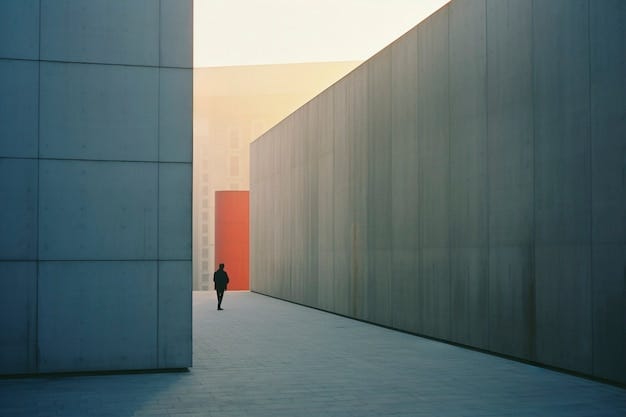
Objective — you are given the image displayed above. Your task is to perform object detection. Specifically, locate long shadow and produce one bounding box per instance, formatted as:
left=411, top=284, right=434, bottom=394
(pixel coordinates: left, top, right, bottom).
left=0, top=369, right=189, bottom=417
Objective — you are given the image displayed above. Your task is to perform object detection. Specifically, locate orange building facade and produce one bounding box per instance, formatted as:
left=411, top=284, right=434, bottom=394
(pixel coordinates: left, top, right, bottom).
left=214, top=191, right=250, bottom=290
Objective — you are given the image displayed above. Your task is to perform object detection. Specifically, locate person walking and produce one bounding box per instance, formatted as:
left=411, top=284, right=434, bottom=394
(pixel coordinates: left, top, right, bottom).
left=213, top=263, right=229, bottom=310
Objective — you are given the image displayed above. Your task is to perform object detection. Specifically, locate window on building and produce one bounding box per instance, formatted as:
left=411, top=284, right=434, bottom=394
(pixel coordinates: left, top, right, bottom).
left=230, top=128, right=239, bottom=149
left=230, top=156, right=239, bottom=177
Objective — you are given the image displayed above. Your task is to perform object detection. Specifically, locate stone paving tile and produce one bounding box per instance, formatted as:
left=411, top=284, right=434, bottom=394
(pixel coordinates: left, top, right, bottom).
left=1, top=291, right=625, bottom=417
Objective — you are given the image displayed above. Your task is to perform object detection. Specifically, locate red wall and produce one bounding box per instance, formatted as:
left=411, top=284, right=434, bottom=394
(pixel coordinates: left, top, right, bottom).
left=214, top=191, right=249, bottom=290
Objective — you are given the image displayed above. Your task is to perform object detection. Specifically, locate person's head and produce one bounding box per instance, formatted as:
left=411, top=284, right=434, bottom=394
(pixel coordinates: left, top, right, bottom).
left=219, top=263, right=225, bottom=269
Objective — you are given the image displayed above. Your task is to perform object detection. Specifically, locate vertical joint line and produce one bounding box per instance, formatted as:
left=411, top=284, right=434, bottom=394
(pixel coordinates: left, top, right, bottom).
left=388, top=57, right=392, bottom=326
left=484, top=0, right=490, bottom=347
left=331, top=91, right=336, bottom=313
left=156, top=0, right=162, bottom=366
left=447, top=6, right=452, bottom=338
left=587, top=0, right=593, bottom=372
left=35, top=0, right=43, bottom=372
left=530, top=0, right=537, bottom=359
left=190, top=0, right=195, bottom=335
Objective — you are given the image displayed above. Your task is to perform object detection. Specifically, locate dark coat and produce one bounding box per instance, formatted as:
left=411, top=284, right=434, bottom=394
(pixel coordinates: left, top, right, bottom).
left=213, top=269, right=229, bottom=291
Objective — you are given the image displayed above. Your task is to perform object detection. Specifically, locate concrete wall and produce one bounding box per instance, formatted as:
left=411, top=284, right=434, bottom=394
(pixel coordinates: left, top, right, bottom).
left=0, top=0, right=193, bottom=374
left=250, top=0, right=625, bottom=384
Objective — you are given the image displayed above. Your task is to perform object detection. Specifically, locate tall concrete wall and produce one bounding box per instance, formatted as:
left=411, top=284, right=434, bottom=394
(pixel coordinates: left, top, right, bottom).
left=250, top=0, right=625, bottom=384
left=0, top=0, right=193, bottom=374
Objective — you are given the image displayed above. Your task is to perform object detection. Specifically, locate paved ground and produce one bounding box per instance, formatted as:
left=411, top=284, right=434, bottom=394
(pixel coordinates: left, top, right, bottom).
left=1, top=291, right=624, bottom=417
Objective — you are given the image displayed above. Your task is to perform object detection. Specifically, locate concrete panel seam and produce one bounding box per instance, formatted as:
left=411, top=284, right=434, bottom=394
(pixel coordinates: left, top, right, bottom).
left=158, top=0, right=162, bottom=68
left=191, top=0, right=195, bottom=70
left=0, top=57, right=38, bottom=64
left=36, top=0, right=41, bottom=373
left=0, top=156, right=39, bottom=162
left=157, top=0, right=161, bottom=366
left=483, top=0, right=490, bottom=350
left=32, top=58, right=190, bottom=70
left=34, top=258, right=191, bottom=262
left=447, top=5, right=452, bottom=339
left=530, top=0, right=537, bottom=362
left=35, top=157, right=190, bottom=164
left=586, top=0, right=594, bottom=376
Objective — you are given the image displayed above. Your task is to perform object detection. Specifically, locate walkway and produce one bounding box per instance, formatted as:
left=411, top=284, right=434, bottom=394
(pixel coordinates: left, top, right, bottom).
left=1, top=291, right=624, bottom=417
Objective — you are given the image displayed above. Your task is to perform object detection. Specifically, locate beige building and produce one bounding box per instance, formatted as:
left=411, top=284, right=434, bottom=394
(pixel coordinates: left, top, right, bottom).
left=193, top=61, right=360, bottom=290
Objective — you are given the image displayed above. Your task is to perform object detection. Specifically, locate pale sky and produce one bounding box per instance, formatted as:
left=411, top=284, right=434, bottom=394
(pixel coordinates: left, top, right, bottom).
left=194, top=0, right=450, bottom=67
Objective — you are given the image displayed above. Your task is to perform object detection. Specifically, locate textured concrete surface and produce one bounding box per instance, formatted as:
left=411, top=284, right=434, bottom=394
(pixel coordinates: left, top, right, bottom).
left=39, top=62, right=159, bottom=161
left=159, top=164, right=193, bottom=260
left=0, top=263, right=37, bottom=374
left=38, top=160, right=159, bottom=260
left=158, top=261, right=193, bottom=369
left=0, top=59, right=39, bottom=158
left=1, top=292, right=624, bottom=417
left=38, top=262, right=159, bottom=373
left=250, top=0, right=626, bottom=385
left=159, top=68, right=193, bottom=162
left=589, top=0, right=626, bottom=385
left=533, top=0, right=593, bottom=376
left=0, top=159, right=38, bottom=259
left=486, top=0, right=535, bottom=362
left=0, top=1, right=39, bottom=60
left=40, top=0, right=160, bottom=66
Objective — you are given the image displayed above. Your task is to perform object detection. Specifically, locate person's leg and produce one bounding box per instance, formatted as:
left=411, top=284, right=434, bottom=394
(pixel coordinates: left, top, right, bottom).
left=217, top=289, right=224, bottom=309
